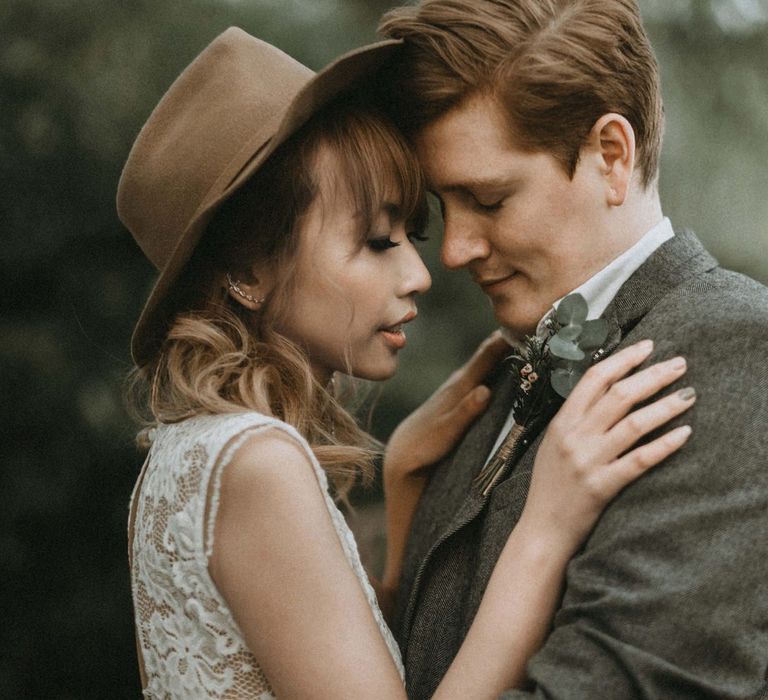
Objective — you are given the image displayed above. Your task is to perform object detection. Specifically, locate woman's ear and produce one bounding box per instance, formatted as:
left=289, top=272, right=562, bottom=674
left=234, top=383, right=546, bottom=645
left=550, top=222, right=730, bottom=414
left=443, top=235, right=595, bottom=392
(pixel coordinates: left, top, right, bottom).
left=589, top=113, right=636, bottom=207
left=225, top=265, right=273, bottom=311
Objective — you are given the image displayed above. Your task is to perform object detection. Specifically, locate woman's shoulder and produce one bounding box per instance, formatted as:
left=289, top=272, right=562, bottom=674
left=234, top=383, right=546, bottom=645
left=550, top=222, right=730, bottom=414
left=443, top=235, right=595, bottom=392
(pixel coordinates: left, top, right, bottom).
left=146, top=411, right=321, bottom=498
left=218, top=419, right=323, bottom=502
left=162, top=411, right=324, bottom=497
left=209, top=419, right=335, bottom=567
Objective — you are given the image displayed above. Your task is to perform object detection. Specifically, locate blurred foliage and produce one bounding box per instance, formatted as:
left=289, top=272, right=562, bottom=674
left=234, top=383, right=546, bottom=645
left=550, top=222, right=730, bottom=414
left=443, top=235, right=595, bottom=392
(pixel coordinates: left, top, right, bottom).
left=1, top=0, right=766, bottom=696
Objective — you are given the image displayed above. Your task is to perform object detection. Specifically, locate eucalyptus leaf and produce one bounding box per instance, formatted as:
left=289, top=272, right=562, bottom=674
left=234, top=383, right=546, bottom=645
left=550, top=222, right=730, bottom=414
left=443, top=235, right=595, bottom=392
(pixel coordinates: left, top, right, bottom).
left=559, top=354, right=592, bottom=371
left=555, top=293, right=588, bottom=326
left=551, top=368, right=583, bottom=398
left=549, top=334, right=586, bottom=361
left=578, top=318, right=610, bottom=350
left=557, top=324, right=582, bottom=341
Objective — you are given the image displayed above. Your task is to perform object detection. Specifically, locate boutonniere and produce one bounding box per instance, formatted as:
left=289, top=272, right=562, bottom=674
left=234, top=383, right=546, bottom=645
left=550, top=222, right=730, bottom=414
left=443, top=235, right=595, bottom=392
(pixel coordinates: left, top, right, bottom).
left=548, top=293, right=610, bottom=397
left=509, top=293, right=610, bottom=420
left=475, top=294, right=610, bottom=495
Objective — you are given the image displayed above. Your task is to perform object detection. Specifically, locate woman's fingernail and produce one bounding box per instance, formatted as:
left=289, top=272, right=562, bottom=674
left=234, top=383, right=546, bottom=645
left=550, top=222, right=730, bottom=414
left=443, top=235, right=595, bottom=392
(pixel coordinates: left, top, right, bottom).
left=678, top=387, right=696, bottom=401
left=676, top=425, right=693, bottom=440
left=671, top=356, right=687, bottom=371
left=639, top=339, right=654, bottom=352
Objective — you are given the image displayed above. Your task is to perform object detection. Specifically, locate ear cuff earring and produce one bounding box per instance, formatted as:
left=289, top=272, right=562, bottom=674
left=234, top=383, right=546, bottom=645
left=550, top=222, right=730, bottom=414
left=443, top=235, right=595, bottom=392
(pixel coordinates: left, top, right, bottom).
left=227, top=272, right=265, bottom=305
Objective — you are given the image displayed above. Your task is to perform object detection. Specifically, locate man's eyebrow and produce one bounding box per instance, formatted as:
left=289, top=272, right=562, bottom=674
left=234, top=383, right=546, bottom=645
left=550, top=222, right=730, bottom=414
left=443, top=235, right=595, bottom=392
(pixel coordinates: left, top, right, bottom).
left=430, top=176, right=517, bottom=193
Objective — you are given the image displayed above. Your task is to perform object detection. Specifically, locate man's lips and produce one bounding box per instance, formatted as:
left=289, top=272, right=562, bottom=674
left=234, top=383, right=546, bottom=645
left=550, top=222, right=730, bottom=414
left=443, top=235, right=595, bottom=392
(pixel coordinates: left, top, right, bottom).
left=476, top=272, right=517, bottom=293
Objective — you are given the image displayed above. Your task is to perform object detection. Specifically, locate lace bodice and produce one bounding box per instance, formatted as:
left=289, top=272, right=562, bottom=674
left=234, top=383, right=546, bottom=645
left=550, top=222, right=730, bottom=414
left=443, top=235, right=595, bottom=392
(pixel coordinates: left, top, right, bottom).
left=129, top=412, right=403, bottom=698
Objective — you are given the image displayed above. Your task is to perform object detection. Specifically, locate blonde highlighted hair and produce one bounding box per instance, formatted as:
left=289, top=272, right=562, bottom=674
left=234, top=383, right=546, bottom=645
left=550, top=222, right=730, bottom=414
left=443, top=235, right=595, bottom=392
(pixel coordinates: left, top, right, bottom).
left=131, top=98, right=428, bottom=499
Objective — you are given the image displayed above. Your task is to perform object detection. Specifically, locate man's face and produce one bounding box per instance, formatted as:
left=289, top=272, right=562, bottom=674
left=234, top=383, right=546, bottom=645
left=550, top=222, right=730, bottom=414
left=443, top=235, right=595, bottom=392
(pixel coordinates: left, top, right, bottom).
left=414, top=93, right=614, bottom=339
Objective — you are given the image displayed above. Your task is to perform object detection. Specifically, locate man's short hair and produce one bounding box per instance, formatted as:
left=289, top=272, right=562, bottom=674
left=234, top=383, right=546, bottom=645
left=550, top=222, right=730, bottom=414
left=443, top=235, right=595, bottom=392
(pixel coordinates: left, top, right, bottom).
left=379, top=0, right=664, bottom=188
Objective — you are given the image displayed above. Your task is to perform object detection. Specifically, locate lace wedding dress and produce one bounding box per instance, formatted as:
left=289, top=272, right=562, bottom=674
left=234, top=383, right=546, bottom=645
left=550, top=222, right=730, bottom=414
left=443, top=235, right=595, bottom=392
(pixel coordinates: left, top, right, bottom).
left=129, top=412, right=403, bottom=698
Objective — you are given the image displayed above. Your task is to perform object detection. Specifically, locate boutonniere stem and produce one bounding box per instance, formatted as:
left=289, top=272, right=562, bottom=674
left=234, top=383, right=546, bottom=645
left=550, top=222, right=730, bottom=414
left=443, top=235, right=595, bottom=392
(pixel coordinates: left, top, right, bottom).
left=474, top=293, right=610, bottom=494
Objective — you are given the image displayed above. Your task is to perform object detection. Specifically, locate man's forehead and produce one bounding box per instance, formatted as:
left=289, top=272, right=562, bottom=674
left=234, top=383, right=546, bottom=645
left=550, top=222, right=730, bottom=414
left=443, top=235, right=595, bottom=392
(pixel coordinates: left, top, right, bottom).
left=413, top=105, right=527, bottom=192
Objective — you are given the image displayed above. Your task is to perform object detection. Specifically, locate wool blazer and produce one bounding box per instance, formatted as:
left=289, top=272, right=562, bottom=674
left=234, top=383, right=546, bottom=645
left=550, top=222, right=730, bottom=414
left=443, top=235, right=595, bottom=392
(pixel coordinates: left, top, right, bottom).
left=395, top=230, right=768, bottom=699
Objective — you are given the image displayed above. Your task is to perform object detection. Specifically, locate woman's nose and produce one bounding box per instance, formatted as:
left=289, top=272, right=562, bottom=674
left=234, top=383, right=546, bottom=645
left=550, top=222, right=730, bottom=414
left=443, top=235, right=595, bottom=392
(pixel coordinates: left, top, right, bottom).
left=401, top=243, right=432, bottom=296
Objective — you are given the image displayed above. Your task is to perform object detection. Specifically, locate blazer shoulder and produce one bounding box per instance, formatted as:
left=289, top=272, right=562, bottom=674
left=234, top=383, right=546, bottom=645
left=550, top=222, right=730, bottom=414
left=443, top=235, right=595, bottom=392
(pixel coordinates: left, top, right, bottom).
left=647, top=265, right=768, bottom=331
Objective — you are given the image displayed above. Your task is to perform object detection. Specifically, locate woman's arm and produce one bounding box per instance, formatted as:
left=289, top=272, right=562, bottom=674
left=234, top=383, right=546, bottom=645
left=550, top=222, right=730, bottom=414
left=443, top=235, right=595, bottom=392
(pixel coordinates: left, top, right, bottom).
left=210, top=430, right=409, bottom=699
left=209, top=333, right=508, bottom=697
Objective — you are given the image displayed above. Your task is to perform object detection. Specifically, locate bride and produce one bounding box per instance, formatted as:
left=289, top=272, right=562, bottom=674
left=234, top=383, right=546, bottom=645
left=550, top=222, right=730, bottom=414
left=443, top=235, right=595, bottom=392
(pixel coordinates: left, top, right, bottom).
left=120, top=28, right=695, bottom=698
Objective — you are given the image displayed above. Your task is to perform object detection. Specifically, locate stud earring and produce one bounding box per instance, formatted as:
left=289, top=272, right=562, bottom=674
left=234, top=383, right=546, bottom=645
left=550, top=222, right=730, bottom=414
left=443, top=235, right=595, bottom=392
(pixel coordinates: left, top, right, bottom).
left=227, top=272, right=265, bottom=305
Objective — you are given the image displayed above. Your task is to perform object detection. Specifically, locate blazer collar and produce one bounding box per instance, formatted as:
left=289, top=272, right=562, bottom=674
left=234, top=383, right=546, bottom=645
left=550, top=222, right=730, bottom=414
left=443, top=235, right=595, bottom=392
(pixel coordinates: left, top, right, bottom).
left=602, top=229, right=718, bottom=333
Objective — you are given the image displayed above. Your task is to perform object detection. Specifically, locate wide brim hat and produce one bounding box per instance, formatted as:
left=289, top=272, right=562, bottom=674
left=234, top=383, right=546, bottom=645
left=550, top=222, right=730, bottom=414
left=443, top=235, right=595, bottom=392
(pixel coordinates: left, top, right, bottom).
left=117, top=27, right=402, bottom=366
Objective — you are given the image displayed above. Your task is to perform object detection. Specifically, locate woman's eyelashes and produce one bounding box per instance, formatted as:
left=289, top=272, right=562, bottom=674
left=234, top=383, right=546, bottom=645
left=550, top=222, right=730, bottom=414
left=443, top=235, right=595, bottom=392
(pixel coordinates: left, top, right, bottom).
left=367, top=236, right=399, bottom=251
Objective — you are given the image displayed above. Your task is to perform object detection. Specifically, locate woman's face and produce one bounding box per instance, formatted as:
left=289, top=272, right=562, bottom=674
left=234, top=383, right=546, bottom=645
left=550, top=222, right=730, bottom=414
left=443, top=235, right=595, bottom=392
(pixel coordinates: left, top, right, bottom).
left=274, top=147, right=432, bottom=382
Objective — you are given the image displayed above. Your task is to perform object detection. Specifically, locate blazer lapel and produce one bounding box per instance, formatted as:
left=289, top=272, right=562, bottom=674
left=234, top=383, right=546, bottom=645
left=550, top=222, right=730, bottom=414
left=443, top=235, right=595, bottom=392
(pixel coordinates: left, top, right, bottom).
left=457, top=230, right=724, bottom=635
left=398, top=362, right=516, bottom=641
left=603, top=228, right=718, bottom=333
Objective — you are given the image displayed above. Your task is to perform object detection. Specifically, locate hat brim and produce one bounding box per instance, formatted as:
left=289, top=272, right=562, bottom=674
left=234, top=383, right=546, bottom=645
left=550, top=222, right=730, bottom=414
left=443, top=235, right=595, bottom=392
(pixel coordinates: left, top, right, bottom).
left=130, top=38, right=403, bottom=366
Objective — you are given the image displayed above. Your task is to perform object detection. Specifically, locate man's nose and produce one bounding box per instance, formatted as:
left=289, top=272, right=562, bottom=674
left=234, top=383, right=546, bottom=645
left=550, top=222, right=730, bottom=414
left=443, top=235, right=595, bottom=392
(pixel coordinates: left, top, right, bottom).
left=440, top=214, right=491, bottom=270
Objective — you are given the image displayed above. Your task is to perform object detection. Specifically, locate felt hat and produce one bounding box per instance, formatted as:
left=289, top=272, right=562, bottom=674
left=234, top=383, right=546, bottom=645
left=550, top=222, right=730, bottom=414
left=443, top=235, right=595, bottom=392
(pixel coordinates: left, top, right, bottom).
left=117, top=27, right=401, bottom=365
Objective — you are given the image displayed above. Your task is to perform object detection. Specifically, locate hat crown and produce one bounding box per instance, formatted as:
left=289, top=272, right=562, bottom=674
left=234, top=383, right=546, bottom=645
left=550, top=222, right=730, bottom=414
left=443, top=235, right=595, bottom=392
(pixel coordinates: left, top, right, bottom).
left=118, top=29, right=402, bottom=366
left=117, top=28, right=313, bottom=270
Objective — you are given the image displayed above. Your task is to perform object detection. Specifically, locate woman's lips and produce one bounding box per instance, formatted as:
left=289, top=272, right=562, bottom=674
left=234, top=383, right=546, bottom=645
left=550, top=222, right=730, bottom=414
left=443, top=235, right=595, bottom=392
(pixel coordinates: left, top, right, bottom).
left=378, top=311, right=416, bottom=350
left=380, top=326, right=407, bottom=349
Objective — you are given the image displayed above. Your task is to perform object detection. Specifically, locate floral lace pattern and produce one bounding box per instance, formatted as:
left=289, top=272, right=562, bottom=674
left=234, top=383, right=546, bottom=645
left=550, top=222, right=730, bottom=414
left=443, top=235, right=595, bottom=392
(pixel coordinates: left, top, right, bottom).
left=129, top=412, right=403, bottom=698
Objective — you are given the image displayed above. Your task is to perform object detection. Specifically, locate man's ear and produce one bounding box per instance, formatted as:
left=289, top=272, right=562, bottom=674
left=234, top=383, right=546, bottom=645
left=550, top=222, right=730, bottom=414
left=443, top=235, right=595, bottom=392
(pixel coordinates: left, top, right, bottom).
left=589, top=113, right=636, bottom=206
left=225, top=264, right=274, bottom=311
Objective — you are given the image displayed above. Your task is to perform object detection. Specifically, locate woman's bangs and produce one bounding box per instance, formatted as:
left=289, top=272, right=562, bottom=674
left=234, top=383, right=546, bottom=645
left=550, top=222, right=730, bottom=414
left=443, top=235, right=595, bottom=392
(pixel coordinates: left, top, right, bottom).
left=330, top=109, right=429, bottom=239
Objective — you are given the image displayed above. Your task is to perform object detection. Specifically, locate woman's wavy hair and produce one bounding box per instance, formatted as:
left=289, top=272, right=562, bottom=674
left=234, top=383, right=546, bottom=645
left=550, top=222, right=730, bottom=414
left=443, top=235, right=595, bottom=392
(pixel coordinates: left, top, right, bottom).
left=130, top=97, right=428, bottom=499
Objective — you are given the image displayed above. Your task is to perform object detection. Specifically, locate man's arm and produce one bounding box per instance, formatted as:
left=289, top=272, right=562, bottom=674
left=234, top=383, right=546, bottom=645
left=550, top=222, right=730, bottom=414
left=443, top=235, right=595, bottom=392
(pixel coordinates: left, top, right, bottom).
left=501, top=304, right=768, bottom=698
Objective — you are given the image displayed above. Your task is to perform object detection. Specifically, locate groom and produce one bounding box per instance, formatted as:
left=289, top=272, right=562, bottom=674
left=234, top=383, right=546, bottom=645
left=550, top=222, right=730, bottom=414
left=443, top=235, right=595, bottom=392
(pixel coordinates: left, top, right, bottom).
left=375, top=1, right=768, bottom=698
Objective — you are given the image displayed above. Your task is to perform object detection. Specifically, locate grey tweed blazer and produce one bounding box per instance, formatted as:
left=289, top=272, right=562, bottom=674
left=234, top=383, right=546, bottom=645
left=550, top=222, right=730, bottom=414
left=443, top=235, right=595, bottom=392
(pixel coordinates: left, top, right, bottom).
left=396, top=230, right=768, bottom=699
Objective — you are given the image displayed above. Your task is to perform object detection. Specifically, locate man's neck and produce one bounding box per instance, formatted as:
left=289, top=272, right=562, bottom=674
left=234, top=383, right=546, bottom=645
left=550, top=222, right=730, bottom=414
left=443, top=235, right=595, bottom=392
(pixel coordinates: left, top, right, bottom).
left=608, top=181, right=664, bottom=254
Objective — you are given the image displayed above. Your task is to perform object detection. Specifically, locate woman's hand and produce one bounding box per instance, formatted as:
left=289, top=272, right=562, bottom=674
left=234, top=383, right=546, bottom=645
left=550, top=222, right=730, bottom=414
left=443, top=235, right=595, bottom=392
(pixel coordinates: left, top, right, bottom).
left=380, top=331, right=510, bottom=608
left=384, top=331, right=510, bottom=480
left=519, top=339, right=696, bottom=552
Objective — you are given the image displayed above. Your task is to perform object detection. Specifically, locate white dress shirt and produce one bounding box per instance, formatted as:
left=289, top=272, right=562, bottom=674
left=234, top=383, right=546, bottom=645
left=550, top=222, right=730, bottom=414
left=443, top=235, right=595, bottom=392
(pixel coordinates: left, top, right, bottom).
left=485, top=217, right=675, bottom=465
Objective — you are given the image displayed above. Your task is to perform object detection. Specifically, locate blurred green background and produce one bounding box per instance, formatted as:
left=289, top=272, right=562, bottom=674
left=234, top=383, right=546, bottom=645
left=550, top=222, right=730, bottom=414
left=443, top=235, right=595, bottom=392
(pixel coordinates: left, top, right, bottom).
left=1, top=0, right=767, bottom=696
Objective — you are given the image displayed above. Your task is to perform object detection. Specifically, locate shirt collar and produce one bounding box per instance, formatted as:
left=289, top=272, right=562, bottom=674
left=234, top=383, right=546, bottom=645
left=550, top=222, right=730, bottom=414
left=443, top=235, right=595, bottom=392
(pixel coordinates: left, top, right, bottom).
left=501, top=217, right=675, bottom=348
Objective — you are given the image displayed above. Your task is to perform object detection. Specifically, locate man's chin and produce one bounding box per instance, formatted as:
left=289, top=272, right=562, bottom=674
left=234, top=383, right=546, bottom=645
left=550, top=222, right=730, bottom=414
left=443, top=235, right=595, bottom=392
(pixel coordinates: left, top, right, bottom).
left=493, top=309, right=539, bottom=343
left=492, top=299, right=550, bottom=342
